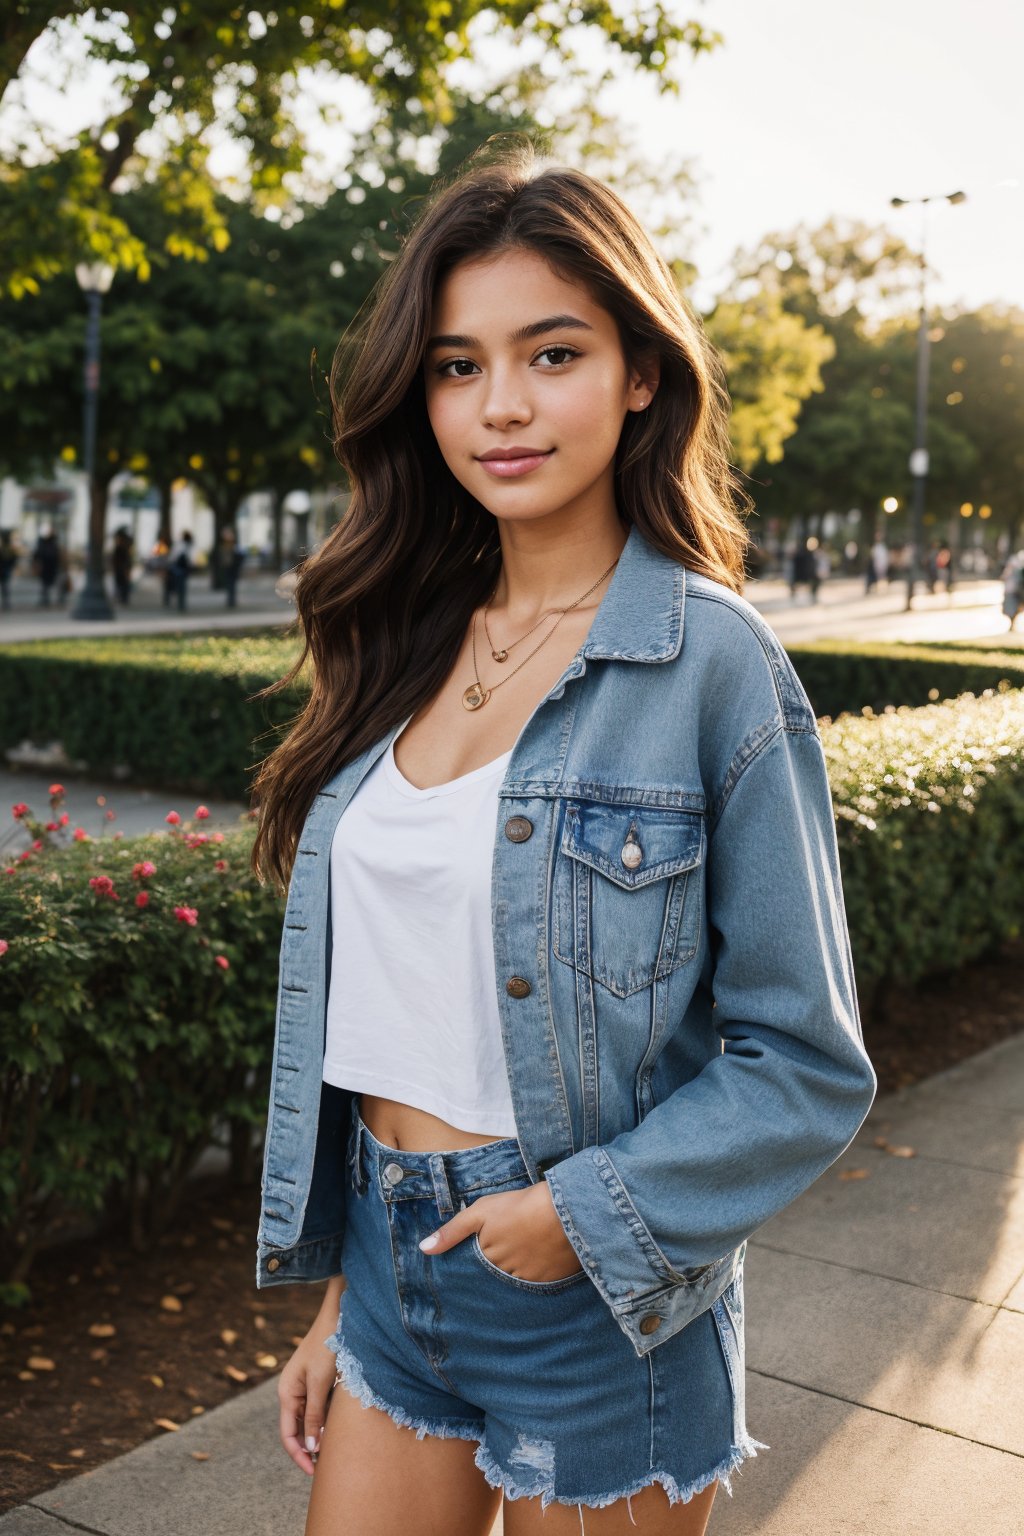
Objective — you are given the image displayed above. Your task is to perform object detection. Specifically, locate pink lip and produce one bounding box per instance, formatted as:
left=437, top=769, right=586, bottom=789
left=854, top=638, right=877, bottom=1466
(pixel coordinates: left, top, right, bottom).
left=476, top=449, right=555, bottom=478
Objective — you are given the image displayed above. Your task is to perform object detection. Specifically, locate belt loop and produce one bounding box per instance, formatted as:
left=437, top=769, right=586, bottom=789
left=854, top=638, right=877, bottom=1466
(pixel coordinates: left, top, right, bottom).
left=349, top=1103, right=368, bottom=1195
left=428, top=1152, right=455, bottom=1218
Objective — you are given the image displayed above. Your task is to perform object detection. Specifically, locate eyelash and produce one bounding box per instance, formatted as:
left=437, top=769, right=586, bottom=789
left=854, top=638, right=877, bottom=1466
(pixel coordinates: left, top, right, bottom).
left=433, top=345, right=582, bottom=378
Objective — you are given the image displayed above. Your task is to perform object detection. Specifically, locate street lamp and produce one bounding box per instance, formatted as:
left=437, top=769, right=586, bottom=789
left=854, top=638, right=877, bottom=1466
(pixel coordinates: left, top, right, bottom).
left=889, top=190, right=967, bottom=611
left=71, top=261, right=116, bottom=621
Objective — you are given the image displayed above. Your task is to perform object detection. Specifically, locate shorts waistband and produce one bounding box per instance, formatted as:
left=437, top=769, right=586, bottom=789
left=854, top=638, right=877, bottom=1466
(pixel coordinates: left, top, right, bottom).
left=348, top=1098, right=529, bottom=1217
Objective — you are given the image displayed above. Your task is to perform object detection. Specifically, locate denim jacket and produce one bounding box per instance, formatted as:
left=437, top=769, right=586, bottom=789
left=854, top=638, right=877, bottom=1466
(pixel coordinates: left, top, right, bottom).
left=256, top=521, right=877, bottom=1358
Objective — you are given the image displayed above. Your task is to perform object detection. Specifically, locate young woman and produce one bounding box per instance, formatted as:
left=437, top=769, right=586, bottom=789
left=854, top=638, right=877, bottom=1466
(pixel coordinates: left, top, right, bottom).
left=251, top=142, right=877, bottom=1536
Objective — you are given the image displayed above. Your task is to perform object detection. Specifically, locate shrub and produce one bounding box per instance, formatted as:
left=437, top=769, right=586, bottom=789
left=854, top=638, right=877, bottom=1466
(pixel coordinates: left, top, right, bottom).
left=0, top=792, right=283, bottom=1303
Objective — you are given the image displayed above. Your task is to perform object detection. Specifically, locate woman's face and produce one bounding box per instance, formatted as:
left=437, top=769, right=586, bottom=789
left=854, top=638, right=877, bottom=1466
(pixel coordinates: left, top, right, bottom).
left=422, top=246, right=656, bottom=529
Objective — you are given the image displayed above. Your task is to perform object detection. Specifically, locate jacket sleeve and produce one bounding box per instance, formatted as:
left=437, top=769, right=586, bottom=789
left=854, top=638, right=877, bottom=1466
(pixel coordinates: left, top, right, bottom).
left=543, top=719, right=878, bottom=1343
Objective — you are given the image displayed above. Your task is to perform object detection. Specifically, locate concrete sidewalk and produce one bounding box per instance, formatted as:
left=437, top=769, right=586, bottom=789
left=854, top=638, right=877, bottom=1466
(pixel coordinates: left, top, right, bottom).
left=3, top=1036, right=1023, bottom=1534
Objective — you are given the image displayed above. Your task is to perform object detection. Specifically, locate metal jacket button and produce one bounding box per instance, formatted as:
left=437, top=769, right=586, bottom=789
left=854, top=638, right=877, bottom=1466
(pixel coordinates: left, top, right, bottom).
left=266, top=1257, right=281, bottom=1272
left=639, top=1314, right=662, bottom=1335
left=506, top=976, right=531, bottom=998
left=504, top=816, right=533, bottom=842
left=621, top=840, right=644, bottom=869
left=383, top=1162, right=405, bottom=1185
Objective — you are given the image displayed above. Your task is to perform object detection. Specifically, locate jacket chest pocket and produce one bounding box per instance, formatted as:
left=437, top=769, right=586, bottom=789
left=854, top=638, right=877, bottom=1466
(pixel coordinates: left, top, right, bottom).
left=551, top=799, right=705, bottom=998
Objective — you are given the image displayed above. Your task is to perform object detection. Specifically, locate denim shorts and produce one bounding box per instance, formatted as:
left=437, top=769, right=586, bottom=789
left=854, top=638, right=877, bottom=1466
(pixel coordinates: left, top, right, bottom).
left=324, top=1100, right=767, bottom=1521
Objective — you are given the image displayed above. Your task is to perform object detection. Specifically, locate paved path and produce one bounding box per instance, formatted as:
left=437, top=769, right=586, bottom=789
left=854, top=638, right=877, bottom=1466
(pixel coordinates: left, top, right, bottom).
left=2, top=1033, right=1022, bottom=1534
left=0, top=572, right=296, bottom=642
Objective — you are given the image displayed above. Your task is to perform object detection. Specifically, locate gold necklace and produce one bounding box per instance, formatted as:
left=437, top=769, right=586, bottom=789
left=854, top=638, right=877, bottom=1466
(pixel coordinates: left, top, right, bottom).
left=462, top=554, right=621, bottom=711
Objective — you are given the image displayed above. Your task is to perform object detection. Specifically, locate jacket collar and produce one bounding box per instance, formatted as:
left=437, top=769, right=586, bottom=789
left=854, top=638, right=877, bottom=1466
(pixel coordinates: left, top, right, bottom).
left=580, top=520, right=685, bottom=663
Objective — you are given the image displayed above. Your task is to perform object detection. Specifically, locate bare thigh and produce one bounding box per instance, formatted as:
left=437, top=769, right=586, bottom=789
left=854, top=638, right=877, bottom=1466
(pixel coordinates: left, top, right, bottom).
left=304, top=1380, right=501, bottom=1536
left=502, top=1479, right=718, bottom=1536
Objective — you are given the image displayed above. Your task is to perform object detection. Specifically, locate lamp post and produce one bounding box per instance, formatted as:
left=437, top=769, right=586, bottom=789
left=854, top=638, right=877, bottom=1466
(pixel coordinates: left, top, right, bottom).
left=889, top=190, right=967, bottom=611
left=71, top=261, right=116, bottom=621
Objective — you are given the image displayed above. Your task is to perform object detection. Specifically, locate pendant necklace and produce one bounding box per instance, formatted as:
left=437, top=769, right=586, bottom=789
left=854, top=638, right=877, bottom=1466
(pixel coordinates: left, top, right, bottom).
left=462, top=553, right=621, bottom=711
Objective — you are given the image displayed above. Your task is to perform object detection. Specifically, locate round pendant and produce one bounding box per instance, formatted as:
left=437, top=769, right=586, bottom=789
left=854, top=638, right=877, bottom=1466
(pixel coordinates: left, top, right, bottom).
left=492, top=648, right=509, bottom=663
left=463, top=684, right=490, bottom=710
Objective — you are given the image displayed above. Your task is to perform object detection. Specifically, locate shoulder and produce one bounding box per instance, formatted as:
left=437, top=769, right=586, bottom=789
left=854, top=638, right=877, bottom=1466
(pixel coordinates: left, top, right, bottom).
left=681, top=567, right=818, bottom=735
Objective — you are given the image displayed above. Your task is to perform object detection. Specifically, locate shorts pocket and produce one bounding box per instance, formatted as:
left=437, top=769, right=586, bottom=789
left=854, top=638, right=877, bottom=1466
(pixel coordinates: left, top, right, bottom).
left=469, top=1232, right=591, bottom=1293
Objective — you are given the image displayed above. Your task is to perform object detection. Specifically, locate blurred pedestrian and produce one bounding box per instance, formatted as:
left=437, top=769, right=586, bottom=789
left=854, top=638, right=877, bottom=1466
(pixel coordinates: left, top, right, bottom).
left=32, top=525, right=61, bottom=607
left=935, top=541, right=954, bottom=593
left=220, top=526, right=245, bottom=608
left=865, top=534, right=888, bottom=593
left=1000, top=549, right=1024, bottom=632
left=112, top=526, right=134, bottom=605
left=0, top=529, right=17, bottom=610
left=167, top=530, right=194, bottom=612
left=789, top=540, right=819, bottom=602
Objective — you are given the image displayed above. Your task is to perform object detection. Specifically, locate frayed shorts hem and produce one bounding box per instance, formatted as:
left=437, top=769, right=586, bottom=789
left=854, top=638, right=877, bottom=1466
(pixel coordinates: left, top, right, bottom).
left=328, top=1328, right=769, bottom=1517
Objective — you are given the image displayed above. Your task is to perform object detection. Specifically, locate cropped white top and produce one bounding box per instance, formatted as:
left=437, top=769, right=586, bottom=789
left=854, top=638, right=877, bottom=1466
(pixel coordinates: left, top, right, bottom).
left=321, top=715, right=519, bottom=1137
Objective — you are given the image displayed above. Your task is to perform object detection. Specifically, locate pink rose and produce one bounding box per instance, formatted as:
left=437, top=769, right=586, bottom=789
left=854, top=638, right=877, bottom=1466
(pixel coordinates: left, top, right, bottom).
left=211, top=832, right=225, bottom=844
left=73, top=828, right=89, bottom=842
left=195, top=805, right=210, bottom=820
left=59, top=812, right=70, bottom=827
left=215, top=954, right=230, bottom=970
left=49, top=784, right=64, bottom=798
left=45, top=821, right=59, bottom=832
left=11, top=803, right=28, bottom=820
left=0, top=939, right=8, bottom=956
left=105, top=809, right=116, bottom=821
left=88, top=875, right=119, bottom=900
left=135, top=891, right=150, bottom=909
left=132, top=861, right=157, bottom=880
left=165, top=811, right=181, bottom=826
left=173, top=905, right=199, bottom=926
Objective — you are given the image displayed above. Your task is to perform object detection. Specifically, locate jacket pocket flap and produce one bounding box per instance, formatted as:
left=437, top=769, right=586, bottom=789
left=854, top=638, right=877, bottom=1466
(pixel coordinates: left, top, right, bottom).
left=561, top=801, right=705, bottom=890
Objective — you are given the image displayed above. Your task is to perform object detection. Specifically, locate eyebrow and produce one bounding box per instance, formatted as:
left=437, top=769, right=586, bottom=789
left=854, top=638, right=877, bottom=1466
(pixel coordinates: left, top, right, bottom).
left=425, top=314, right=596, bottom=352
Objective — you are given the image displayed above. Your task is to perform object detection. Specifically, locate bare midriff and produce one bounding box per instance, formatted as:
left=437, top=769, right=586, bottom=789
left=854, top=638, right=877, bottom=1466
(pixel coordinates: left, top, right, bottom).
left=357, top=572, right=617, bottom=1155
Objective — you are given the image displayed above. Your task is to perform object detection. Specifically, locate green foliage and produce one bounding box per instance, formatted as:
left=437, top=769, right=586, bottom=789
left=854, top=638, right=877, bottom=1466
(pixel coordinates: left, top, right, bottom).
left=0, top=812, right=284, bottom=1293
left=822, top=687, right=1024, bottom=1001
left=787, top=640, right=1024, bottom=719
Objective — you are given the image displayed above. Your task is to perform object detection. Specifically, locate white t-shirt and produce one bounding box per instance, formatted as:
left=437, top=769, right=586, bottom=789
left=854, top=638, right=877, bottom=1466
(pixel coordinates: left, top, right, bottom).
left=321, top=715, right=519, bottom=1137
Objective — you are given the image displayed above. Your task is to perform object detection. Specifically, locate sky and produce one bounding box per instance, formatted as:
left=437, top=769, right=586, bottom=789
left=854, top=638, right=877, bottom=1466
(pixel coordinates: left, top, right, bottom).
left=6, top=0, right=1022, bottom=319
left=607, top=0, right=1023, bottom=318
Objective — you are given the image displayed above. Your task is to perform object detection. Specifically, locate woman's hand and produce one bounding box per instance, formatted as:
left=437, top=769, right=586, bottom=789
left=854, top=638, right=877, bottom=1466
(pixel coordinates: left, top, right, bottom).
left=419, top=1179, right=584, bottom=1283
left=277, top=1307, right=341, bottom=1476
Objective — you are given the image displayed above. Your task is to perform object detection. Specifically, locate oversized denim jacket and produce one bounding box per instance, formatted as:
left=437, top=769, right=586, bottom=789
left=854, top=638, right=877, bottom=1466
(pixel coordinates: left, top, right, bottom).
left=256, top=521, right=877, bottom=1359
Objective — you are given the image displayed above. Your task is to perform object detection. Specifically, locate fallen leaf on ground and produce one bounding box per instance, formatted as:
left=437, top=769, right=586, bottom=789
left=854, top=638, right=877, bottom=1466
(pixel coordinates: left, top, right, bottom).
left=191, top=1451, right=211, bottom=1461
left=224, top=1365, right=248, bottom=1383
left=255, top=1354, right=278, bottom=1369
left=220, top=1328, right=238, bottom=1346
left=88, top=1323, right=116, bottom=1337
left=160, top=1295, right=183, bottom=1313
left=838, top=1168, right=870, bottom=1180
left=147, top=1375, right=165, bottom=1388
left=154, top=1418, right=180, bottom=1432
left=27, top=1357, right=55, bottom=1371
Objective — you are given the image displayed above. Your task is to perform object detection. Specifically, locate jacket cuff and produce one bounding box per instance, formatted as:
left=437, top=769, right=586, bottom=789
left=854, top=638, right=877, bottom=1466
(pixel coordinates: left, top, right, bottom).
left=544, top=1150, right=736, bottom=1358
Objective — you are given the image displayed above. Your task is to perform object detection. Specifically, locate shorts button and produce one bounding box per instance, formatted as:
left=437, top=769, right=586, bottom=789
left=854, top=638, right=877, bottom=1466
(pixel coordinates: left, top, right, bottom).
left=504, top=816, right=533, bottom=842
left=506, top=976, right=531, bottom=998
left=639, top=1314, right=662, bottom=1335
left=383, top=1162, right=405, bottom=1185
left=266, top=1257, right=281, bottom=1273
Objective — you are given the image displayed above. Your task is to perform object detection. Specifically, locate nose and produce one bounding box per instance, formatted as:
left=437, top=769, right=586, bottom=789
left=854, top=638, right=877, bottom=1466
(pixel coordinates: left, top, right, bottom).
left=480, top=364, right=533, bottom=430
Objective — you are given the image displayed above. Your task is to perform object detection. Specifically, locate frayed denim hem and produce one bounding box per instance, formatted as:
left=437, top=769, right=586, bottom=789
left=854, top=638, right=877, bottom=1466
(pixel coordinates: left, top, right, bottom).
left=325, top=1328, right=485, bottom=1444
left=473, top=1427, right=769, bottom=1526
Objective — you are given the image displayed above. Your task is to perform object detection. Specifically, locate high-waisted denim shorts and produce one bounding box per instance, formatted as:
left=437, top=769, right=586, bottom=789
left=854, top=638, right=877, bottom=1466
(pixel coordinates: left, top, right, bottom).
left=323, top=1100, right=767, bottom=1522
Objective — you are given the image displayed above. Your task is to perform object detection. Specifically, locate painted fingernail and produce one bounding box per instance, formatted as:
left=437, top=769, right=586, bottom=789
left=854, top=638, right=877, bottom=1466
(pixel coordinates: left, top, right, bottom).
left=419, top=1233, right=439, bottom=1251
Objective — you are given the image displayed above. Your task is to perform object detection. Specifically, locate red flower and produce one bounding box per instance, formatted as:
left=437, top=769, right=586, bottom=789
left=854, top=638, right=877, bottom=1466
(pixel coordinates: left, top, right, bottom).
left=17, top=851, right=31, bottom=863
left=194, top=805, right=210, bottom=820
left=73, top=828, right=89, bottom=842
left=132, top=861, right=157, bottom=880
left=215, top=954, right=230, bottom=970
left=211, top=831, right=225, bottom=844
left=11, top=803, right=28, bottom=820
left=105, top=809, right=116, bottom=821
left=214, top=859, right=228, bottom=872
left=31, top=839, right=42, bottom=851
left=59, top=812, right=70, bottom=827
left=135, top=891, right=150, bottom=909
left=0, top=939, right=8, bottom=956
left=45, top=821, right=58, bottom=832
left=165, top=811, right=181, bottom=826
left=88, top=875, right=119, bottom=900
left=49, top=784, right=64, bottom=799
left=173, top=905, right=199, bottom=926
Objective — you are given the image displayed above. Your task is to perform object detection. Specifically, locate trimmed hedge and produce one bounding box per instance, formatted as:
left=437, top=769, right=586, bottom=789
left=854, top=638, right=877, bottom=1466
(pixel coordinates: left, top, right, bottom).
left=2, top=679, right=1023, bottom=1299
left=1, top=632, right=1023, bottom=800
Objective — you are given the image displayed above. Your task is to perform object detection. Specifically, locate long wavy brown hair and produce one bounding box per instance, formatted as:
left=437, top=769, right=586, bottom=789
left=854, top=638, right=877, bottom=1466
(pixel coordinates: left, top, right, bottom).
left=249, top=136, right=753, bottom=894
